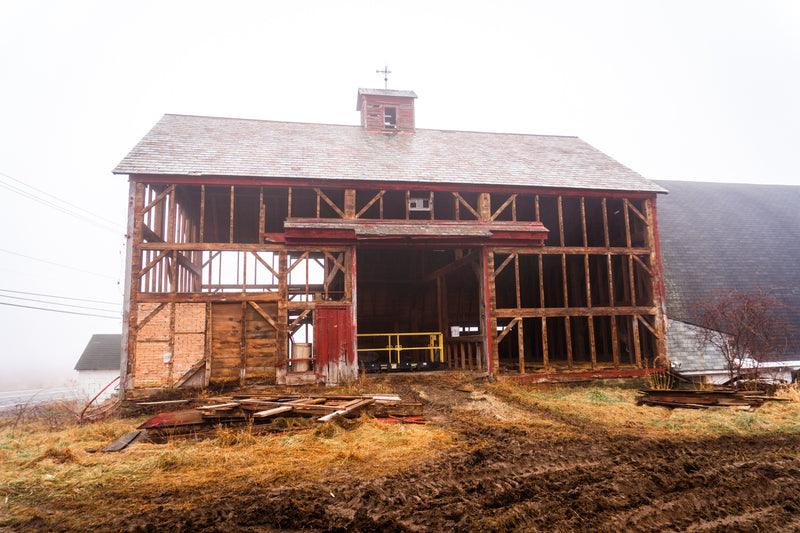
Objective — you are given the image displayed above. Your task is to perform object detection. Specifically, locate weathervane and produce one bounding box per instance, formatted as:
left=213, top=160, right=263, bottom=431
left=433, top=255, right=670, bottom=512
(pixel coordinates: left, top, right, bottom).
left=376, top=65, right=391, bottom=89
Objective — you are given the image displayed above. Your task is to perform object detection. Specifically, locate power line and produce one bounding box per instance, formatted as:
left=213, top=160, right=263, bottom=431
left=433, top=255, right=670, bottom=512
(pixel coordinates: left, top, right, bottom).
left=0, top=294, right=118, bottom=313
left=0, top=301, right=120, bottom=320
left=0, top=171, right=125, bottom=234
left=0, top=248, right=118, bottom=280
left=0, top=288, right=120, bottom=306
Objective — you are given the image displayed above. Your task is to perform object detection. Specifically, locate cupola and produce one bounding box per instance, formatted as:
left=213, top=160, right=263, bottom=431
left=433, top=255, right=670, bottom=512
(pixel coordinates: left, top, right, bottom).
left=356, top=88, right=418, bottom=133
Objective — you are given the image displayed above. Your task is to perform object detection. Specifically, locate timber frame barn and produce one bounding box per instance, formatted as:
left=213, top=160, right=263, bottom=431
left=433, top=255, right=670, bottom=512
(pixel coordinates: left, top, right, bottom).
left=114, top=88, right=668, bottom=398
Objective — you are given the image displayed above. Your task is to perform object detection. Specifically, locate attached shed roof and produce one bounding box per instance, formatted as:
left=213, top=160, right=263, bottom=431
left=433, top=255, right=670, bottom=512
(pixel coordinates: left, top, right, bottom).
left=656, top=180, right=800, bottom=351
left=114, top=114, right=665, bottom=194
left=75, top=334, right=121, bottom=371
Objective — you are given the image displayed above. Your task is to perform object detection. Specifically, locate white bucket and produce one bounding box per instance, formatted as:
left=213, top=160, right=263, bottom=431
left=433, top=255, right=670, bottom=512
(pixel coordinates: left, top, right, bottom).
left=291, top=343, right=312, bottom=372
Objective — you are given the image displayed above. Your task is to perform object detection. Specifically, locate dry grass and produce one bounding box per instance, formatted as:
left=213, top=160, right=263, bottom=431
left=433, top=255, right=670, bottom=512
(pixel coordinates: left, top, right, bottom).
left=489, top=380, right=800, bottom=437
left=0, top=405, right=454, bottom=528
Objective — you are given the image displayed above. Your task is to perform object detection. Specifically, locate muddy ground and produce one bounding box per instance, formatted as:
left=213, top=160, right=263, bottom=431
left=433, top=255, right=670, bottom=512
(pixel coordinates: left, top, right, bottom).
left=8, top=376, right=800, bottom=532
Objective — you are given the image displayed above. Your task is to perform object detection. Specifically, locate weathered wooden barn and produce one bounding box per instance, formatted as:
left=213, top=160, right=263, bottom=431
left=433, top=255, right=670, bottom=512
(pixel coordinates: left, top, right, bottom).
left=114, top=88, right=667, bottom=397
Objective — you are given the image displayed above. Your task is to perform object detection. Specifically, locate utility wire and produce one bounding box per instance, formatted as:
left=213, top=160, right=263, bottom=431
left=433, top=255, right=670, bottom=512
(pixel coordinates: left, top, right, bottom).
left=0, top=288, right=121, bottom=306
left=0, top=301, right=120, bottom=320
left=0, top=248, right=118, bottom=280
left=0, top=294, right=119, bottom=313
left=0, top=180, right=120, bottom=234
left=0, top=171, right=124, bottom=234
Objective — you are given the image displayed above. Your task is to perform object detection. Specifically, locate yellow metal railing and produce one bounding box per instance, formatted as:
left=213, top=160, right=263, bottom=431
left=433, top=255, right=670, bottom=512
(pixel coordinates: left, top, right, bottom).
left=357, top=331, right=444, bottom=364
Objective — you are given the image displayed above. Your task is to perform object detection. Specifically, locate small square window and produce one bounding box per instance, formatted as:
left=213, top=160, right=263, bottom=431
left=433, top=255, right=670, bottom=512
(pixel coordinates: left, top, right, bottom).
left=384, top=107, right=397, bottom=129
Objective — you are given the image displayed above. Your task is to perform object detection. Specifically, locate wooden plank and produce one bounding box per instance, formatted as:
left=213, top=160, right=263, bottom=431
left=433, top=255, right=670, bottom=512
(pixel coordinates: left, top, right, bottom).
left=253, top=405, right=293, bottom=418
left=101, top=431, right=146, bottom=453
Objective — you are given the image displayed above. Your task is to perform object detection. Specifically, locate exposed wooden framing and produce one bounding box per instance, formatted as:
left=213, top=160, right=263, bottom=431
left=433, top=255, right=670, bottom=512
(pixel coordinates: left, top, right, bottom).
left=122, top=180, right=666, bottom=395
left=344, top=189, right=356, bottom=219
left=538, top=254, right=549, bottom=370
left=356, top=190, right=385, bottom=218
left=625, top=198, right=647, bottom=223
left=199, top=185, right=206, bottom=242
left=644, top=197, right=667, bottom=359
left=167, top=185, right=177, bottom=243
left=491, top=194, right=517, bottom=221
left=251, top=251, right=279, bottom=279
left=204, top=302, right=212, bottom=387
left=289, top=310, right=311, bottom=334
left=248, top=301, right=278, bottom=331
left=277, top=250, right=288, bottom=365
left=492, top=253, right=516, bottom=280
left=134, top=302, right=167, bottom=332
left=422, top=251, right=477, bottom=283
left=168, top=302, right=176, bottom=385
left=259, top=187, right=265, bottom=245
left=494, top=306, right=658, bottom=318
left=453, top=192, right=479, bottom=220
left=632, top=254, right=653, bottom=276
left=638, top=314, right=657, bottom=336
left=229, top=185, right=235, bottom=244
left=514, top=255, right=524, bottom=374
left=240, top=301, right=247, bottom=384
left=138, top=250, right=170, bottom=280
left=632, top=315, right=642, bottom=367
left=287, top=251, right=309, bottom=275
left=142, top=184, right=175, bottom=217
left=497, top=317, right=520, bottom=344
left=405, top=190, right=410, bottom=220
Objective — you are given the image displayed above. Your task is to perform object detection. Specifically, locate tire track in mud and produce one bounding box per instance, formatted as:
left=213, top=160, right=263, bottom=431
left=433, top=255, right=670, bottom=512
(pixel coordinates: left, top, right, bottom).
left=44, top=379, right=800, bottom=533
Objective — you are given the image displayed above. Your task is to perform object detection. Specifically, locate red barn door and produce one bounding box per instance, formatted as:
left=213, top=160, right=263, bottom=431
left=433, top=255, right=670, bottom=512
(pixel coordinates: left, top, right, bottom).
left=314, top=305, right=355, bottom=383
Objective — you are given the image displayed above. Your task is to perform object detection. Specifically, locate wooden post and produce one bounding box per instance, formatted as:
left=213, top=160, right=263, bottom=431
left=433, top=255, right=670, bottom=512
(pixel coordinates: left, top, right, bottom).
left=514, top=255, right=524, bottom=374
left=644, top=197, right=667, bottom=361
left=344, top=189, right=356, bottom=219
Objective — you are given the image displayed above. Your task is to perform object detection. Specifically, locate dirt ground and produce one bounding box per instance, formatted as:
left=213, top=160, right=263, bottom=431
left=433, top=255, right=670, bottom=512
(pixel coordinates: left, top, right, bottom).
left=6, top=375, right=800, bottom=532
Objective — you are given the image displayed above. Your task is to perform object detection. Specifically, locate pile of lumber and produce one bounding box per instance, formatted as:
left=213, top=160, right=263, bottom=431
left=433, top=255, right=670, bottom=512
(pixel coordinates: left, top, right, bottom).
left=101, top=393, right=422, bottom=451
left=636, top=389, right=787, bottom=410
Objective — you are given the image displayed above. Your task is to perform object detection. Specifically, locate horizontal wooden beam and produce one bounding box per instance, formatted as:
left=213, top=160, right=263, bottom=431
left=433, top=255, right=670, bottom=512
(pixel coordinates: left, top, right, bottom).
left=136, top=242, right=347, bottom=253
left=422, top=251, right=478, bottom=283
left=494, top=306, right=658, bottom=318
left=490, top=246, right=652, bottom=255
left=135, top=292, right=280, bottom=303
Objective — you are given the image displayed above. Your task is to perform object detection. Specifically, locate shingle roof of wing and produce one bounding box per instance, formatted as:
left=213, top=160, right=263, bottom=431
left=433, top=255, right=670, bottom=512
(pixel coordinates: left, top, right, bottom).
left=656, top=180, right=800, bottom=354
left=74, top=334, right=121, bottom=371
left=114, top=114, right=665, bottom=193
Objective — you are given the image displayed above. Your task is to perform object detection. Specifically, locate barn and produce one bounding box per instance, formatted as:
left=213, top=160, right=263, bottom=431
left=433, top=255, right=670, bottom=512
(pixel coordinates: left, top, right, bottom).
left=113, top=88, right=668, bottom=398
left=656, top=180, right=800, bottom=383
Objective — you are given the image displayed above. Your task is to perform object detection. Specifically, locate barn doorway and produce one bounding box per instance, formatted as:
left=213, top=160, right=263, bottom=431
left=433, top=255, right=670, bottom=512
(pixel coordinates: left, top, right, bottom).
left=355, top=247, right=484, bottom=372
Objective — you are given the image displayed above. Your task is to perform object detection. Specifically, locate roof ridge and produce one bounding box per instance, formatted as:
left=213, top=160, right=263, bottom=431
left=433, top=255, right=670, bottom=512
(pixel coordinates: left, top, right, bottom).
left=161, top=113, right=580, bottom=140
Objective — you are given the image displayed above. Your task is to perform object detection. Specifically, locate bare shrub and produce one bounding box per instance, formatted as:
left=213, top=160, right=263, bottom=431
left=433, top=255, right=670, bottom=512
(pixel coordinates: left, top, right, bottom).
left=694, top=290, right=793, bottom=386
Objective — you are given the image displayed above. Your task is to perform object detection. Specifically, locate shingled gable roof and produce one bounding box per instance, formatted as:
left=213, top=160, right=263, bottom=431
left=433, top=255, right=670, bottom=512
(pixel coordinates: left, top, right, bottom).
left=656, top=180, right=800, bottom=352
left=113, top=114, right=665, bottom=194
left=74, top=334, right=121, bottom=371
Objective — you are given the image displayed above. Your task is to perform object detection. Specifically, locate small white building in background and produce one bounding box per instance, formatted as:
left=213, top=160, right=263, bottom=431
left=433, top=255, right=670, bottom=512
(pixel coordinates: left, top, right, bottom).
left=74, top=334, right=121, bottom=403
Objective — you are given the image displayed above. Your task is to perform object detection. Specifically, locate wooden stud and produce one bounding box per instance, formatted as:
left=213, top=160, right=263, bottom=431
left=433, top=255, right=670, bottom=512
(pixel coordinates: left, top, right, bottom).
left=259, top=187, right=265, bottom=245
left=229, top=185, right=235, bottom=244
left=240, top=301, right=247, bottom=385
